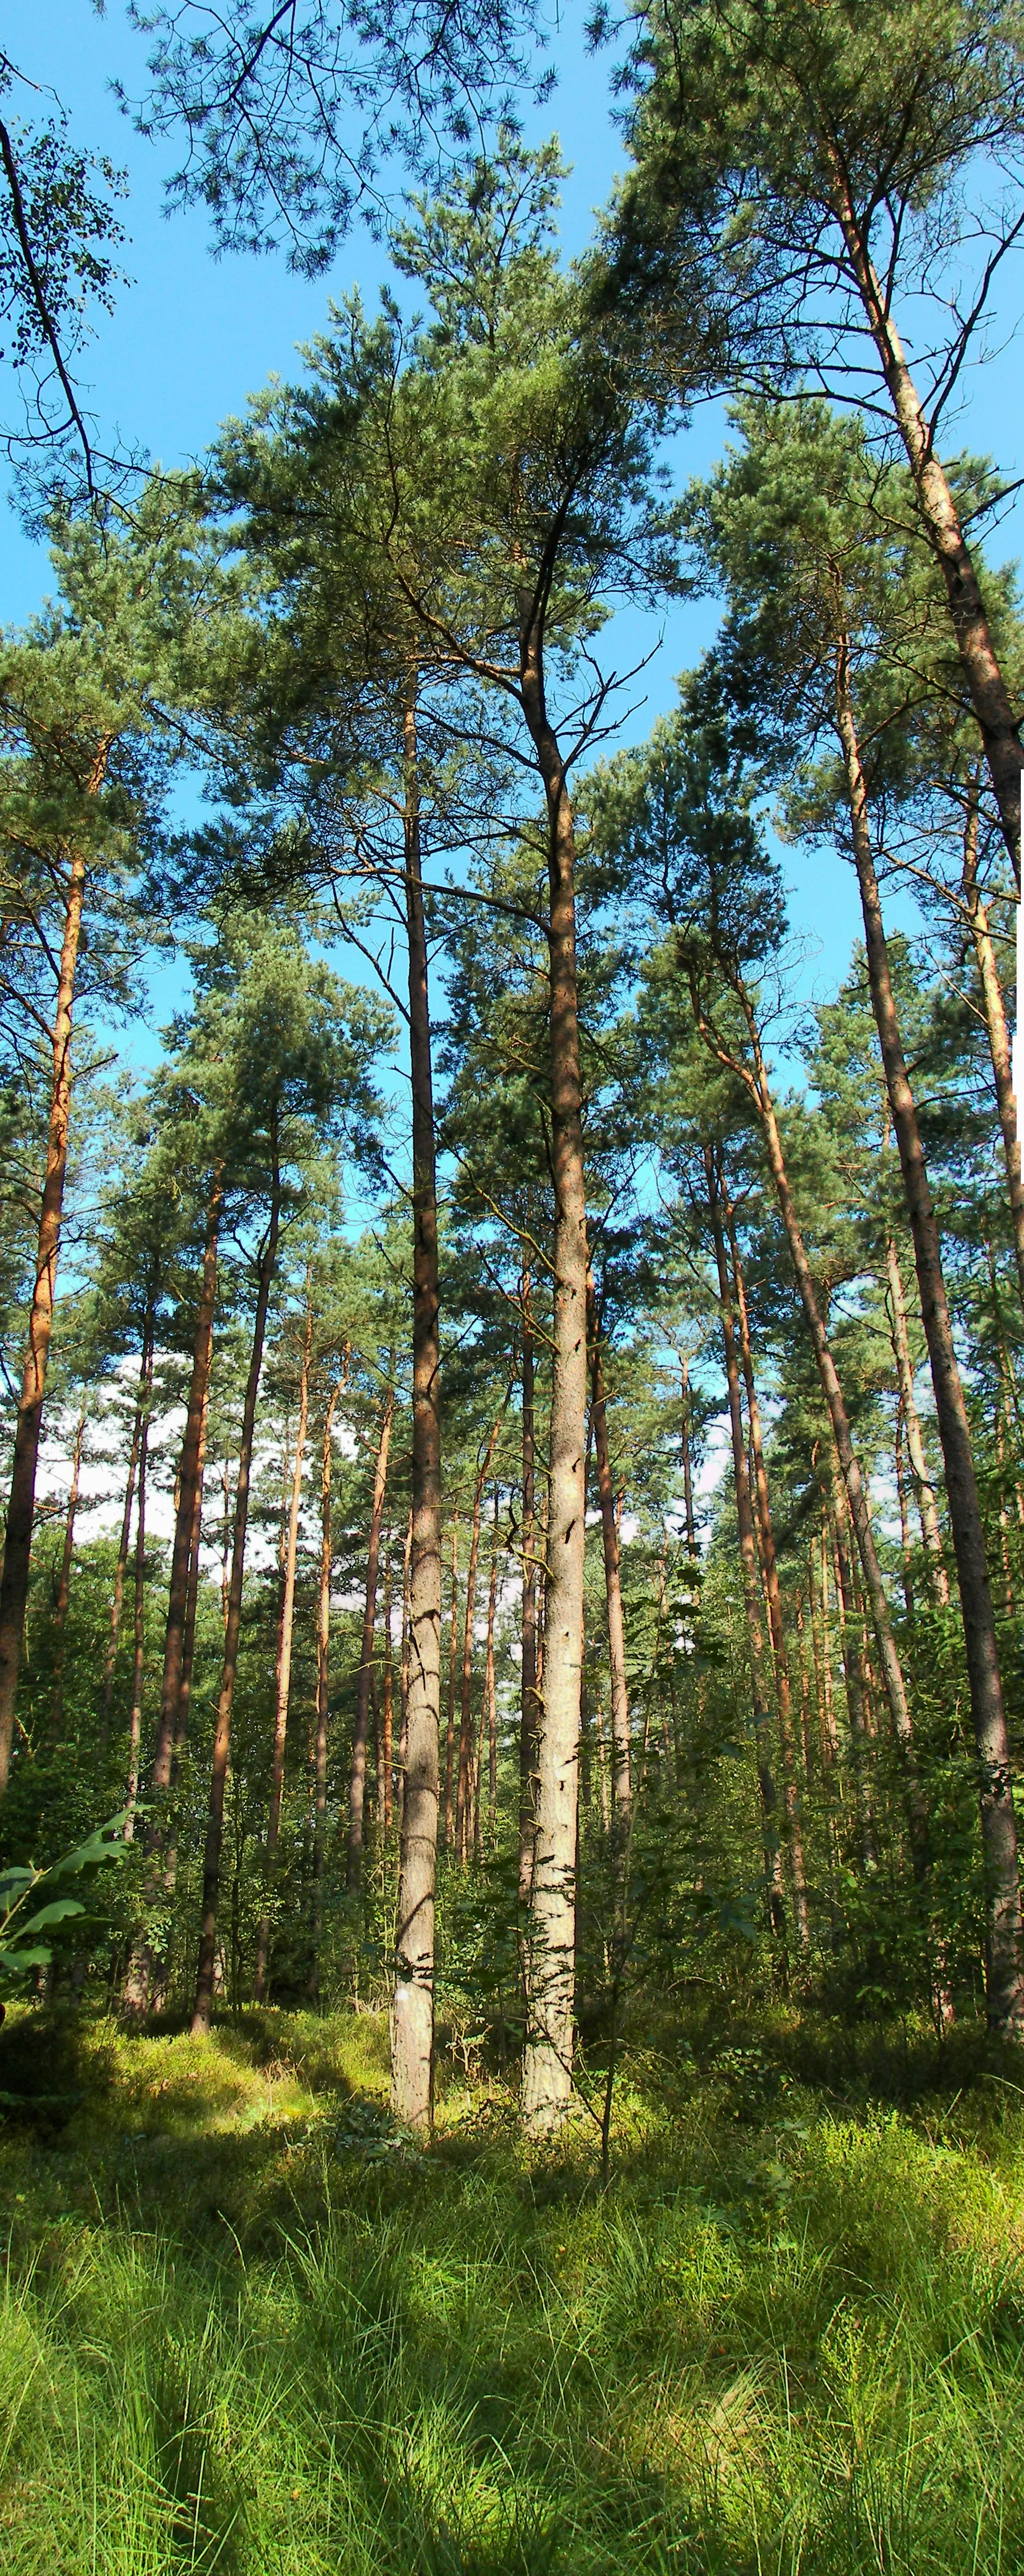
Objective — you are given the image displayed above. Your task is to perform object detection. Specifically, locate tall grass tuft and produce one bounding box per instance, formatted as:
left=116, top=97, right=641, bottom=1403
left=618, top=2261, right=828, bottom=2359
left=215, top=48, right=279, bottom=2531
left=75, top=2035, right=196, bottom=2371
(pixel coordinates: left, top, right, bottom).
left=1, top=2008, right=1022, bottom=2572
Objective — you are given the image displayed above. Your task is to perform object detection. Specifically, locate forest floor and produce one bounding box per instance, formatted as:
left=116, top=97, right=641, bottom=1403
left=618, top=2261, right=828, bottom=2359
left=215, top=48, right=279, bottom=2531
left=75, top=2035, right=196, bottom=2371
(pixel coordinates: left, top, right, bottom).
left=0, top=1998, right=1022, bottom=2575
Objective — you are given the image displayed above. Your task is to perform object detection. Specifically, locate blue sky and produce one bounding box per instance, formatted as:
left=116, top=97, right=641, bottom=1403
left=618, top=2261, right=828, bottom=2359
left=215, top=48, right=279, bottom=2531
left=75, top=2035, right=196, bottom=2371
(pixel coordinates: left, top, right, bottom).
left=5, top=2, right=1024, bottom=1066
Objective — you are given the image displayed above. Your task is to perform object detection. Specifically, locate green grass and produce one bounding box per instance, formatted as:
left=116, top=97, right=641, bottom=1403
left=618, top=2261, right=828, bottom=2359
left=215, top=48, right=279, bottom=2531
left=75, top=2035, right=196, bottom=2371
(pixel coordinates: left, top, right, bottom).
left=1, top=2004, right=1023, bottom=2573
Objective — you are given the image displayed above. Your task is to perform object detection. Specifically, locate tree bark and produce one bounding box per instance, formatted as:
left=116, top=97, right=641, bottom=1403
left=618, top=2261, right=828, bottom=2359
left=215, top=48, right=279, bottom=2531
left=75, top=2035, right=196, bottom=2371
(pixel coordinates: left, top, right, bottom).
left=705, top=1146, right=786, bottom=1948
left=391, top=698, right=442, bottom=2130
left=396, top=1503, right=412, bottom=1842
left=0, top=775, right=103, bottom=1791
left=518, top=1272, right=539, bottom=1908
left=255, top=1285, right=315, bottom=1992
left=347, top=1374, right=395, bottom=1891
left=381, top=1525, right=393, bottom=1834
left=49, top=1393, right=87, bottom=1736
left=828, top=172, right=1022, bottom=881
left=191, top=1140, right=282, bottom=2034
left=836, top=664, right=1023, bottom=2029
left=586, top=1274, right=631, bottom=1853
left=723, top=1198, right=809, bottom=1952
left=519, top=646, right=590, bottom=2134
left=445, top=1513, right=459, bottom=1850
left=884, top=1233, right=949, bottom=1604
left=309, top=1375, right=343, bottom=1991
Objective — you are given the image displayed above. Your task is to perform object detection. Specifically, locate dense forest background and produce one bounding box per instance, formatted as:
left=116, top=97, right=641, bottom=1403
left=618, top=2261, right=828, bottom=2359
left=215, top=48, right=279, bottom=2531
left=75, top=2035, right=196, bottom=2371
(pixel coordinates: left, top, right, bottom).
left=2, top=7, right=1024, bottom=2571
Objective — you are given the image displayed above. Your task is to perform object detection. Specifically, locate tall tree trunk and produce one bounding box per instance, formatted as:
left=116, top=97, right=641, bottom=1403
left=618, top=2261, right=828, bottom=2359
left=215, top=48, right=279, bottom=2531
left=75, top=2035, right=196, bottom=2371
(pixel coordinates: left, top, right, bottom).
left=221, top=1456, right=231, bottom=1633
left=49, top=1393, right=87, bottom=1736
left=176, top=1364, right=210, bottom=1782
left=519, top=648, right=591, bottom=2133
left=828, top=1466, right=877, bottom=1872
left=255, top=1286, right=315, bottom=1994
left=680, top=1356, right=697, bottom=1557
left=724, top=1199, right=809, bottom=1953
left=150, top=1169, right=224, bottom=1823
left=996, top=1401, right=1018, bottom=1616
left=391, top=699, right=442, bottom=2131
left=99, top=1392, right=143, bottom=1749
left=123, top=1173, right=223, bottom=2014
left=836, top=663, right=1023, bottom=2031
left=0, top=776, right=103, bottom=1791
left=484, top=1484, right=499, bottom=1834
left=895, top=1400, right=916, bottom=1622
left=123, top=1320, right=155, bottom=1840
left=704, top=977, right=916, bottom=1778
left=456, top=1485, right=484, bottom=1869
left=371, top=1671, right=383, bottom=1824
left=795, top=1593, right=814, bottom=1782
left=381, top=1538, right=394, bottom=1836
left=445, top=1513, right=459, bottom=1850
left=309, top=1375, right=343, bottom=1991
left=146, top=1354, right=214, bottom=2009
left=518, top=1271, right=539, bottom=1908
left=396, top=1503, right=412, bottom=1842
left=191, top=1144, right=282, bottom=2035
left=456, top=1399, right=508, bottom=1864
left=816, top=1496, right=840, bottom=1767
left=348, top=1374, right=395, bottom=1892
left=960, top=775, right=1024, bottom=1311
left=141, top=1376, right=214, bottom=2020
left=705, top=1146, right=786, bottom=1950
left=827, top=172, right=1021, bottom=879
left=586, top=1274, right=631, bottom=1855
left=884, top=1232, right=949, bottom=1604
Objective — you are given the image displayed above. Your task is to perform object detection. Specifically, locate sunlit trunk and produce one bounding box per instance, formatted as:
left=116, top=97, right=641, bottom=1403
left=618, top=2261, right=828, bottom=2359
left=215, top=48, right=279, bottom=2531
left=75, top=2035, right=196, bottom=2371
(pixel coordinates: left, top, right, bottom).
left=256, top=1287, right=315, bottom=1992
left=519, top=639, right=589, bottom=2133
left=391, top=700, right=442, bottom=2130
left=884, top=1234, right=949, bottom=1604
left=0, top=763, right=105, bottom=1789
left=518, top=1274, right=539, bottom=1908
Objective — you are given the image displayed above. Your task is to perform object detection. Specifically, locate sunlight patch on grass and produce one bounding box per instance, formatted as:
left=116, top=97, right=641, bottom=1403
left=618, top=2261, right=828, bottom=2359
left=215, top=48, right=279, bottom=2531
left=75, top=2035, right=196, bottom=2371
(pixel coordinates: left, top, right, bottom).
left=1, top=2010, right=1023, bottom=2571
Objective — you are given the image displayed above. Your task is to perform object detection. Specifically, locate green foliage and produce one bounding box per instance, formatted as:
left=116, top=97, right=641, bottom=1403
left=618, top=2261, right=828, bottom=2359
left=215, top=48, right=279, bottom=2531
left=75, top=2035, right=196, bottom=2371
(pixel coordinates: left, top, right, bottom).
left=0, top=1815, right=128, bottom=1989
